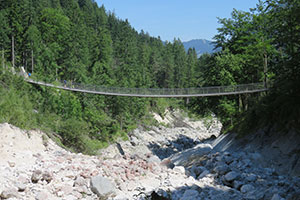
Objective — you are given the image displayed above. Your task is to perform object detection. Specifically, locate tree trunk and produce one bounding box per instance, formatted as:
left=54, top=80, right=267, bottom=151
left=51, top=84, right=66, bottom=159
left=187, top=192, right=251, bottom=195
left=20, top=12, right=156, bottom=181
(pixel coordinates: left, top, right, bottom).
left=120, top=117, right=123, bottom=131
left=239, top=94, right=243, bottom=112
left=264, top=53, right=268, bottom=88
left=244, top=94, right=249, bottom=111
left=12, top=35, right=15, bottom=69
left=185, top=97, right=190, bottom=105
left=23, top=52, right=26, bottom=71
left=31, top=49, right=34, bottom=74
left=56, top=68, right=58, bottom=81
left=2, top=47, right=4, bottom=71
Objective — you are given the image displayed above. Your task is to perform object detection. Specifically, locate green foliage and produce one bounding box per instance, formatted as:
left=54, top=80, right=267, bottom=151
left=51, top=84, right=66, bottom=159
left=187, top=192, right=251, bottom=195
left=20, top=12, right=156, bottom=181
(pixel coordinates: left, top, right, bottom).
left=0, top=73, right=37, bottom=129
left=51, top=112, right=110, bottom=155
left=239, top=0, right=300, bottom=132
left=188, top=0, right=300, bottom=133
left=57, top=117, right=89, bottom=152
left=43, top=89, right=82, bottom=119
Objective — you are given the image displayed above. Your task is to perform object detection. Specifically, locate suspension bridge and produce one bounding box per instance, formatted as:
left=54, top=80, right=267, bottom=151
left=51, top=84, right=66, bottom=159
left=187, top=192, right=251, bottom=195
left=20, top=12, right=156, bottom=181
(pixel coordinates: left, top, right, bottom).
left=25, top=79, right=268, bottom=98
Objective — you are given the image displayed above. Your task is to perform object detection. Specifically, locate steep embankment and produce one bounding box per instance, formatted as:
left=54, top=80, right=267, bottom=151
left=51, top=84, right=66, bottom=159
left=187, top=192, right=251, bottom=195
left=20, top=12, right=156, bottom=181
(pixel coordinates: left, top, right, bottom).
left=0, top=110, right=299, bottom=200
left=212, top=128, right=300, bottom=176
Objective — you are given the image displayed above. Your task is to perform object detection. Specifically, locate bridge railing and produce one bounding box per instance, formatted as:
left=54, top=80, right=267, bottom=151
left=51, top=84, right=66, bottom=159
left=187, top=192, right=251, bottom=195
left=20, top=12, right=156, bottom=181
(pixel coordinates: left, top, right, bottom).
left=26, top=78, right=267, bottom=97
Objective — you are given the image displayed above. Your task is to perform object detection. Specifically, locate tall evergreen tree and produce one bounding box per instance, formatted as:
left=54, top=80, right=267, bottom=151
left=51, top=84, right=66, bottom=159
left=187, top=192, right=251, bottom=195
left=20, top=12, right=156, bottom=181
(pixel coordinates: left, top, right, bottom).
left=0, top=10, right=10, bottom=69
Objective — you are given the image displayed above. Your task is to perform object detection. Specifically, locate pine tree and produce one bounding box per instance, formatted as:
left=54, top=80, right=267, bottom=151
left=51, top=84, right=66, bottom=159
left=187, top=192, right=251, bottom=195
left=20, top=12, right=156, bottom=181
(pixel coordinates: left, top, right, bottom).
left=0, top=10, right=10, bottom=70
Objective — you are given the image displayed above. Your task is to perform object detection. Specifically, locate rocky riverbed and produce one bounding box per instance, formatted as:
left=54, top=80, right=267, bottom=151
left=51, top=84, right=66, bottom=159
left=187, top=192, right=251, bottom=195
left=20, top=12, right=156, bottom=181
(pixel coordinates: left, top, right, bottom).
left=0, top=110, right=299, bottom=200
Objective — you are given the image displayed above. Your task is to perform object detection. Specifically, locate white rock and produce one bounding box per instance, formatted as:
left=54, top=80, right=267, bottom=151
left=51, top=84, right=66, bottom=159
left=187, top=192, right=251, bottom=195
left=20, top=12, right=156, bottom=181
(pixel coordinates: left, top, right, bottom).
left=31, top=170, right=42, bottom=183
left=0, top=187, right=19, bottom=199
left=91, top=176, right=116, bottom=199
left=169, top=144, right=213, bottom=166
left=139, top=177, right=160, bottom=193
left=173, top=166, right=185, bottom=174
left=64, top=195, right=78, bottom=200
left=74, top=176, right=86, bottom=187
left=129, top=137, right=138, bottom=147
left=56, top=191, right=64, bottom=197
left=35, top=191, right=49, bottom=200
left=114, top=193, right=129, bottom=200
left=15, top=182, right=26, bottom=192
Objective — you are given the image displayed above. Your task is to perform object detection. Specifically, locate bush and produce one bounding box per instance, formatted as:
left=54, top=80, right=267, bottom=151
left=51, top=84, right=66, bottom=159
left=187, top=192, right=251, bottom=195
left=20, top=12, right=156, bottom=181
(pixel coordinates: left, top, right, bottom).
left=0, top=85, right=37, bottom=129
left=58, top=118, right=89, bottom=152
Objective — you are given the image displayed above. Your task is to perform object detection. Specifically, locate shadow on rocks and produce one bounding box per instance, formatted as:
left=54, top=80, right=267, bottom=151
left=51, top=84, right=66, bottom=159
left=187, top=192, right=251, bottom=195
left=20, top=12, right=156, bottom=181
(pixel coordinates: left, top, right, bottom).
left=145, top=184, right=241, bottom=200
left=147, top=134, right=200, bottom=160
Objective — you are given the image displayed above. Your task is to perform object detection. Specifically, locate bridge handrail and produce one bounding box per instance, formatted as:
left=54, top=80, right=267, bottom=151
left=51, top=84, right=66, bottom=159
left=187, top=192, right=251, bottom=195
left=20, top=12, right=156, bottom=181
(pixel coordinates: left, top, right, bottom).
left=25, top=78, right=268, bottom=97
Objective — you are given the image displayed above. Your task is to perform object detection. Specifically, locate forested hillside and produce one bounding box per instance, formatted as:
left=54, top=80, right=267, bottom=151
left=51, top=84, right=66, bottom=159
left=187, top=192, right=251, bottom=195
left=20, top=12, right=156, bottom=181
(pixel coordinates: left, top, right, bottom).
left=0, top=0, right=299, bottom=153
left=187, top=0, right=300, bottom=132
left=0, top=0, right=201, bottom=153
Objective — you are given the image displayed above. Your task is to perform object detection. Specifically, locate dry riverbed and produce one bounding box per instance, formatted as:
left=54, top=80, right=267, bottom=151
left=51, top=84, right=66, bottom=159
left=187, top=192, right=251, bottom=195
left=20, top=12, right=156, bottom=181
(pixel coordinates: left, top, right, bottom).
left=0, top=110, right=299, bottom=200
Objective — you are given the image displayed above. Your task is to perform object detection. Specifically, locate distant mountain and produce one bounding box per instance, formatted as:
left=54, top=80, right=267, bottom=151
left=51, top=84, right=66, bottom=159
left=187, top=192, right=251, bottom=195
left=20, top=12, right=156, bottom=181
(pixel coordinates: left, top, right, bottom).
left=183, top=39, right=216, bottom=56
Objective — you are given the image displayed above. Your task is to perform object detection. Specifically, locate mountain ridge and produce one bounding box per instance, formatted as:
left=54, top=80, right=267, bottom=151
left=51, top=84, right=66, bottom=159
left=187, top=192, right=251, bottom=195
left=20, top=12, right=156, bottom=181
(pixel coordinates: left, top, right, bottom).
left=182, top=39, right=216, bottom=56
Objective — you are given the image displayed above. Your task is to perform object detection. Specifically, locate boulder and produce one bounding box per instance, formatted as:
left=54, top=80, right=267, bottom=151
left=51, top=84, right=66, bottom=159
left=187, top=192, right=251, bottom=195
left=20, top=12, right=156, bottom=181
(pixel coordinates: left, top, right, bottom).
left=198, top=170, right=210, bottom=179
left=169, top=143, right=212, bottom=166
left=224, top=171, right=239, bottom=182
left=191, top=166, right=207, bottom=177
left=160, top=158, right=175, bottom=168
left=181, top=189, right=199, bottom=200
left=130, top=136, right=139, bottom=146
left=213, top=163, right=230, bottom=175
left=245, top=174, right=257, bottom=182
left=90, top=176, right=116, bottom=199
left=173, top=166, right=185, bottom=174
left=147, top=155, right=161, bottom=164
left=31, top=170, right=42, bottom=183
left=240, top=184, right=255, bottom=194
left=35, top=191, right=49, bottom=200
left=233, top=180, right=243, bottom=190
left=74, top=176, right=86, bottom=187
left=42, top=171, right=53, bottom=183
left=15, top=182, right=26, bottom=192
left=271, top=194, right=284, bottom=200
left=0, top=187, right=19, bottom=199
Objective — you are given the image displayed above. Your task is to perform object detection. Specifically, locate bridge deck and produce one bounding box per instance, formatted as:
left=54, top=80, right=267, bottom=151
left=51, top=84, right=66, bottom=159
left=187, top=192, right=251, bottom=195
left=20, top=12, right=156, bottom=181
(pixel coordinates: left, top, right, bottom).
left=26, top=79, right=268, bottom=98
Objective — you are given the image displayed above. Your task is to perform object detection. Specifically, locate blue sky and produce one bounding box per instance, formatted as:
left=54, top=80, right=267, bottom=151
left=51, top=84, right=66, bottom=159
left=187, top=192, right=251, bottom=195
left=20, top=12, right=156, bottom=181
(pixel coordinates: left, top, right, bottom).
left=95, top=0, right=259, bottom=42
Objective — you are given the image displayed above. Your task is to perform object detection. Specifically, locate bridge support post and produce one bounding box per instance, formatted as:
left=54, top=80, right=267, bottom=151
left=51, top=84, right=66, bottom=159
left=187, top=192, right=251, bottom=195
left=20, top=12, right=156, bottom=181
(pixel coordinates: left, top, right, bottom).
left=239, top=94, right=242, bottom=112
left=185, top=97, right=189, bottom=105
